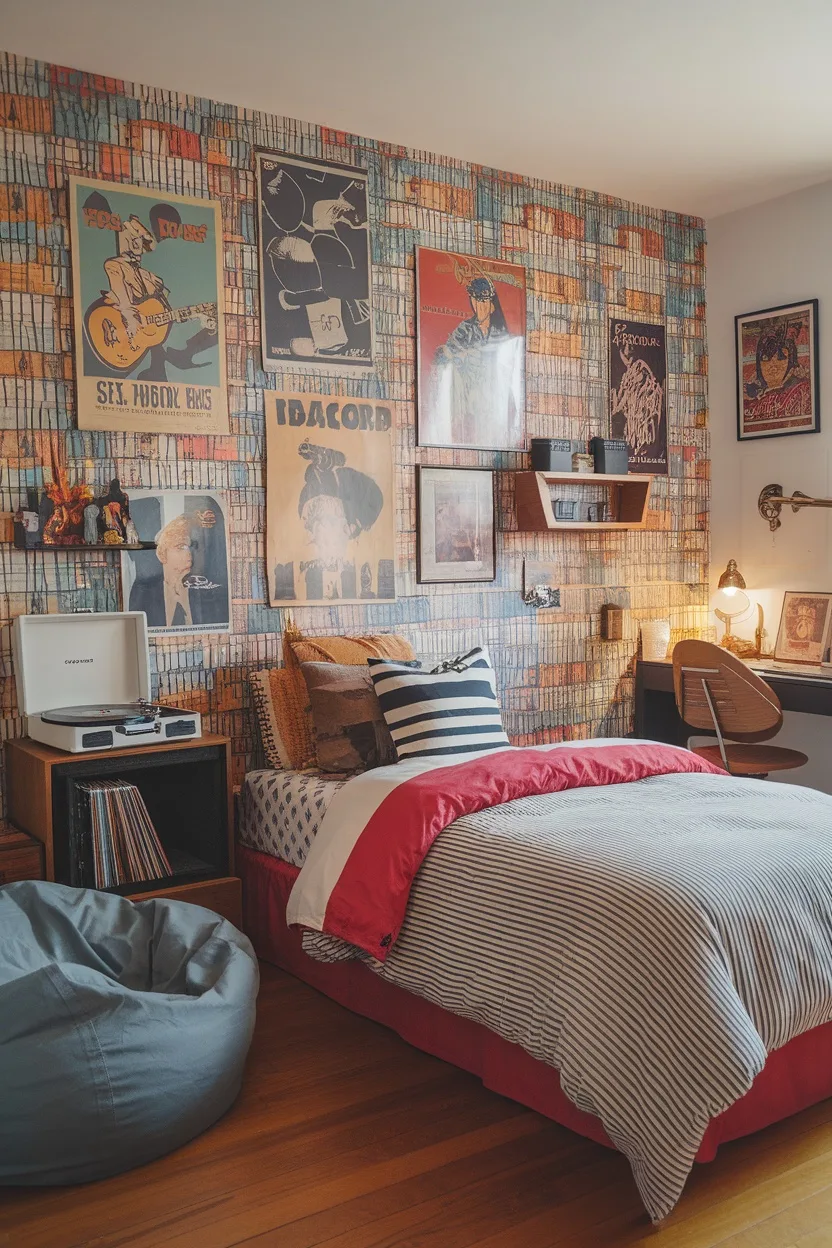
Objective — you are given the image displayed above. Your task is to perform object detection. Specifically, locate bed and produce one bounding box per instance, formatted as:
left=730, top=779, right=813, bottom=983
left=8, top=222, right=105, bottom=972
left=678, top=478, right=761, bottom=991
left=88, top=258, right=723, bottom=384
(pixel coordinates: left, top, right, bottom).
left=238, top=740, right=832, bottom=1224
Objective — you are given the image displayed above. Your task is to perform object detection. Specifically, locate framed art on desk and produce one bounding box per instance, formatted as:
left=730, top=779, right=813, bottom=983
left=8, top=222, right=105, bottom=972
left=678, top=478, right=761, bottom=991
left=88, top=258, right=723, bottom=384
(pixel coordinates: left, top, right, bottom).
left=773, top=591, right=832, bottom=665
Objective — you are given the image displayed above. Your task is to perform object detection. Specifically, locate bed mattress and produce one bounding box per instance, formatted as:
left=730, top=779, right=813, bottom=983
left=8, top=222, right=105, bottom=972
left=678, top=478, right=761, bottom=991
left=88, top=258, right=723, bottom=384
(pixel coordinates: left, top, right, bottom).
left=237, top=768, right=344, bottom=869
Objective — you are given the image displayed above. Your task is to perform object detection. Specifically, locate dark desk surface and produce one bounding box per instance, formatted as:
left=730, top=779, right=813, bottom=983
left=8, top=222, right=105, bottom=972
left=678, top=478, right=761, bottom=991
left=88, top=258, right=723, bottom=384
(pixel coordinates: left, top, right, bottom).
left=635, top=658, right=832, bottom=745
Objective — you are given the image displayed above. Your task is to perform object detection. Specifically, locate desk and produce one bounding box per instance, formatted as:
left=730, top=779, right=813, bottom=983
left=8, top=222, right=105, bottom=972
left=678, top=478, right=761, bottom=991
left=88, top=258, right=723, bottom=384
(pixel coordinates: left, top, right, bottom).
left=635, top=658, right=832, bottom=746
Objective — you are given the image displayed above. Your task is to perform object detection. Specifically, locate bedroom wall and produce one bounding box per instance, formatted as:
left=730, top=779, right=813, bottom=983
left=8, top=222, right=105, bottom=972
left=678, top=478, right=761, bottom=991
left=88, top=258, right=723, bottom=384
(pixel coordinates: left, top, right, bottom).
left=0, top=49, right=710, bottom=792
left=708, top=177, right=832, bottom=792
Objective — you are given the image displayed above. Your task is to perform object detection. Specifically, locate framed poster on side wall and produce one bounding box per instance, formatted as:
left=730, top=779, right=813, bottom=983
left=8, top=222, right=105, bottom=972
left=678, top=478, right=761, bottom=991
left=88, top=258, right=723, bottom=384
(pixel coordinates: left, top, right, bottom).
left=69, top=176, right=228, bottom=435
left=609, top=318, right=668, bottom=474
left=256, top=151, right=373, bottom=371
left=735, top=300, right=819, bottom=441
left=265, top=393, right=396, bottom=605
left=416, top=466, right=496, bottom=584
left=416, top=247, right=526, bottom=450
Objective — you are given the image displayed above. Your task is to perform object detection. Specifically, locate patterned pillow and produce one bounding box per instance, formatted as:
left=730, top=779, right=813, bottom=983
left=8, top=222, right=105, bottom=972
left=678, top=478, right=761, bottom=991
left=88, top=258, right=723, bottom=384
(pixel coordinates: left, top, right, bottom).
left=250, top=624, right=417, bottom=770
left=368, top=646, right=510, bottom=761
left=300, top=662, right=405, bottom=773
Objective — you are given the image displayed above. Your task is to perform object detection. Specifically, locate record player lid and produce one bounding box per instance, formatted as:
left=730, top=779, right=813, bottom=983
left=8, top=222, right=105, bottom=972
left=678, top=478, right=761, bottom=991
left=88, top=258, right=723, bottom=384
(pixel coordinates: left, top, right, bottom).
left=13, top=612, right=151, bottom=716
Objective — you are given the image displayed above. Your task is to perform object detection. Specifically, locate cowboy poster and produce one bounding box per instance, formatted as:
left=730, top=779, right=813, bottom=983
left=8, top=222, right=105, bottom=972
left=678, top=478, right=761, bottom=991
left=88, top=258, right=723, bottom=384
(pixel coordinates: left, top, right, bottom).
left=416, top=247, right=526, bottom=450
left=69, top=176, right=229, bottom=434
left=609, top=318, right=668, bottom=474
left=265, top=392, right=396, bottom=606
left=256, top=152, right=373, bottom=371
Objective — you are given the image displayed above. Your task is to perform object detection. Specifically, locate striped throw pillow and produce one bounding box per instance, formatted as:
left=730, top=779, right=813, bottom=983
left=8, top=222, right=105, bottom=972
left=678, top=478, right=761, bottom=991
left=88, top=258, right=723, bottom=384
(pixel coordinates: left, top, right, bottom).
left=368, top=647, right=510, bottom=761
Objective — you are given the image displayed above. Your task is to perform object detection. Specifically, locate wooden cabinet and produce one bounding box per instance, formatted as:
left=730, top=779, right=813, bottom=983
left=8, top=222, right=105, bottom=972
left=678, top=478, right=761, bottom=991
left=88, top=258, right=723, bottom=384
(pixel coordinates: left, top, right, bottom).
left=5, top=734, right=241, bottom=926
left=515, top=471, right=652, bottom=531
left=0, top=824, right=44, bottom=884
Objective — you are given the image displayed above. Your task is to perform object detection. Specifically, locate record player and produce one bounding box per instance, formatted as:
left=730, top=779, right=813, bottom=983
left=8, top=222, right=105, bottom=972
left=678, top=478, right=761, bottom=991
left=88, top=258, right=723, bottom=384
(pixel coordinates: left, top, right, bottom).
left=13, top=612, right=201, bottom=753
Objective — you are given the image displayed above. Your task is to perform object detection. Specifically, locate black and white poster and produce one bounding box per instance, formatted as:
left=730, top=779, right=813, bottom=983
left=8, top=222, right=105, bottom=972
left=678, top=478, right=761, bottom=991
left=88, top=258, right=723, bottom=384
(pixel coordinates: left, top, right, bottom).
left=256, top=151, right=373, bottom=371
left=609, top=318, right=668, bottom=474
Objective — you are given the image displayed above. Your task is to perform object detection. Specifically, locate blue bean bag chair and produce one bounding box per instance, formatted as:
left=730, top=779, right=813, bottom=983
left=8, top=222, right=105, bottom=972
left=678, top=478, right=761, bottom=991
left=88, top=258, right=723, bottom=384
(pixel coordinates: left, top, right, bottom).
left=0, top=880, right=259, bottom=1185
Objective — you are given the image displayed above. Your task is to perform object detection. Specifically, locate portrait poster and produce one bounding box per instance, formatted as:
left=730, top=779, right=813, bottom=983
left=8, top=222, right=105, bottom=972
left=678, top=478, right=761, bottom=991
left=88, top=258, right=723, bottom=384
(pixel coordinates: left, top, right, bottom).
left=69, top=176, right=228, bottom=435
left=265, top=393, right=395, bottom=606
left=609, top=318, right=668, bottom=474
left=416, top=247, right=526, bottom=450
left=773, top=591, right=832, bottom=665
left=120, top=491, right=231, bottom=635
left=735, top=300, right=819, bottom=441
left=417, top=467, right=495, bottom=585
left=256, top=151, right=372, bottom=371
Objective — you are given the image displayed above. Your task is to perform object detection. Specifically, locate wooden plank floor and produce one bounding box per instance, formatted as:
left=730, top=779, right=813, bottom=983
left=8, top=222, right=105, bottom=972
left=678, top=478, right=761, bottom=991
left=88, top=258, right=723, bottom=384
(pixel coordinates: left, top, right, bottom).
left=4, top=963, right=832, bottom=1248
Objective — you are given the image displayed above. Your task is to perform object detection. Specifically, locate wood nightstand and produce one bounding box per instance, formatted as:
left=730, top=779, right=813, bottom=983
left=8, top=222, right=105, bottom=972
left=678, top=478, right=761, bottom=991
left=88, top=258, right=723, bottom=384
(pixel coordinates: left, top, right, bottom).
left=5, top=734, right=241, bottom=928
left=0, top=824, right=44, bottom=884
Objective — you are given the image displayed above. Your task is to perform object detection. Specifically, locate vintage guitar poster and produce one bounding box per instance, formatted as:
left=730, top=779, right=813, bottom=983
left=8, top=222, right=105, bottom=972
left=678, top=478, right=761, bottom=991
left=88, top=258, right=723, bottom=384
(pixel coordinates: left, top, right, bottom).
left=265, top=392, right=395, bottom=606
left=69, top=176, right=229, bottom=434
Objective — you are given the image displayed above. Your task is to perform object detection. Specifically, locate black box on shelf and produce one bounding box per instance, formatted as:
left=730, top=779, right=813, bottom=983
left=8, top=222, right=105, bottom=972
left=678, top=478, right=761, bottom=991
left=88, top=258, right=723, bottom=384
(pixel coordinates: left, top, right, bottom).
left=591, top=437, right=629, bottom=474
left=530, top=438, right=573, bottom=471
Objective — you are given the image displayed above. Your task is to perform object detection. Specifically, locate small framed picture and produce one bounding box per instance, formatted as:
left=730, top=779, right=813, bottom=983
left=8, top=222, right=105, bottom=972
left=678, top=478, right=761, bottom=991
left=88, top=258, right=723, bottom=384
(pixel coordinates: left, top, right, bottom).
left=736, top=300, right=819, bottom=441
left=773, top=591, right=832, bottom=665
left=416, top=466, right=495, bottom=584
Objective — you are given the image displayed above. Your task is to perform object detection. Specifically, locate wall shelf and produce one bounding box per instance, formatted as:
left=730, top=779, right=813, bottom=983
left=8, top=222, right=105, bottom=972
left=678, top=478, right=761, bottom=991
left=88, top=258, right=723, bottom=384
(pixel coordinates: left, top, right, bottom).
left=514, top=471, right=652, bottom=532
left=12, top=542, right=157, bottom=553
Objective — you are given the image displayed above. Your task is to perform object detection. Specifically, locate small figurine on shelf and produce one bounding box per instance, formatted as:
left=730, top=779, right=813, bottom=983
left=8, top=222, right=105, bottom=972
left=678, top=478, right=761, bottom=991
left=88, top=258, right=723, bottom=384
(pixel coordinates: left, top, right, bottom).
left=41, top=462, right=93, bottom=546
left=94, top=479, right=132, bottom=546
left=83, top=502, right=100, bottom=546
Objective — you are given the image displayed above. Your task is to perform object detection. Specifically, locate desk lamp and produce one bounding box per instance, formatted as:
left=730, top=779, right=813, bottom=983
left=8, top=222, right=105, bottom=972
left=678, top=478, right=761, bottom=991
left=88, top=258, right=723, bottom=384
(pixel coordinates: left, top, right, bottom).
left=713, top=560, right=763, bottom=657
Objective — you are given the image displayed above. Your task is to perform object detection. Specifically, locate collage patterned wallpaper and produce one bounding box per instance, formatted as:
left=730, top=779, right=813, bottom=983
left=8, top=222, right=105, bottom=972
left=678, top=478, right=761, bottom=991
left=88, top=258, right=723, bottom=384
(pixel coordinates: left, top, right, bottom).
left=0, top=50, right=710, bottom=789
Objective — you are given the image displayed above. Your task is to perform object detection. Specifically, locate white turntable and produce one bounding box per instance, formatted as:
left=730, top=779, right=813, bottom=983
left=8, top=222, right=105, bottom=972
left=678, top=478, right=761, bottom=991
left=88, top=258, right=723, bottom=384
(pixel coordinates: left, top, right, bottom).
left=12, top=612, right=201, bottom=753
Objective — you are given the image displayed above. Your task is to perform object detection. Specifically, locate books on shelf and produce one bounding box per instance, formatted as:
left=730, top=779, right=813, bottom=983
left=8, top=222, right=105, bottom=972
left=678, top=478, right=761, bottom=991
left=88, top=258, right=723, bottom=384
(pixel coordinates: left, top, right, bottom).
left=74, top=780, right=172, bottom=890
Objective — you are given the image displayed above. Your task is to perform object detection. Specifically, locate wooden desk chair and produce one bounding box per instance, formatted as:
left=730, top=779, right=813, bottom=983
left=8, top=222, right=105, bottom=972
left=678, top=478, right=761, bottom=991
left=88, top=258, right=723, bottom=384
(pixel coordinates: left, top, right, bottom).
left=671, top=639, right=808, bottom=778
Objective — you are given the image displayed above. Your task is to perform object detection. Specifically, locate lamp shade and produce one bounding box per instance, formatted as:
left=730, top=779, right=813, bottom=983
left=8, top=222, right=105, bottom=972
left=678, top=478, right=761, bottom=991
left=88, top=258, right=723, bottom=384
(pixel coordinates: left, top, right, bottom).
left=717, top=559, right=746, bottom=594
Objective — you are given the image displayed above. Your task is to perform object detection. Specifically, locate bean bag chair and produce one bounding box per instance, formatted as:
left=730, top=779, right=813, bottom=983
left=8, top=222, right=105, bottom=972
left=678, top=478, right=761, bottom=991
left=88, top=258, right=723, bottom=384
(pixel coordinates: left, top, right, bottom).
left=0, top=880, right=259, bottom=1185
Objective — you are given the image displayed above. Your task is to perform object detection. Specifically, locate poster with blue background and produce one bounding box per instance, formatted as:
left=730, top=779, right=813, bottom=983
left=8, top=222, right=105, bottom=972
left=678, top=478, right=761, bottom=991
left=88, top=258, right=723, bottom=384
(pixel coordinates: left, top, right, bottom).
left=70, top=176, right=228, bottom=434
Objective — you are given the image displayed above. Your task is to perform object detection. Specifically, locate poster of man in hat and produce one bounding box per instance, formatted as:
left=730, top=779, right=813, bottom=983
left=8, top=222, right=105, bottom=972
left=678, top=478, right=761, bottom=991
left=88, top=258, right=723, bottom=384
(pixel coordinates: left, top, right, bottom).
left=416, top=246, right=526, bottom=450
left=69, top=176, right=228, bottom=434
left=265, top=393, right=396, bottom=605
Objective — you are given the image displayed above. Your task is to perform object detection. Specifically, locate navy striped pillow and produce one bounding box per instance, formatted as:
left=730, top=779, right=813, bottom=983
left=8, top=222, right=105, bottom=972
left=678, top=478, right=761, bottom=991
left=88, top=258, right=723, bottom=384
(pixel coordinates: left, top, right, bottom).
left=368, top=646, right=510, bottom=761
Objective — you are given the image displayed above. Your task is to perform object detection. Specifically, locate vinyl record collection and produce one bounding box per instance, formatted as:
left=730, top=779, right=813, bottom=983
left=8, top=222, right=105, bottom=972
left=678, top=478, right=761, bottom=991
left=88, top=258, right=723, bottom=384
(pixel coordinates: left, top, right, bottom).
left=75, top=780, right=172, bottom=889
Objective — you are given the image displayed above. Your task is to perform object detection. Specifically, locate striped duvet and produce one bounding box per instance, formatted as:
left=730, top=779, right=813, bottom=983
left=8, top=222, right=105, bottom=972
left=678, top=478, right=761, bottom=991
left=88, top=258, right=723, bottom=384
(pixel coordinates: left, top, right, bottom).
left=293, top=740, right=832, bottom=1222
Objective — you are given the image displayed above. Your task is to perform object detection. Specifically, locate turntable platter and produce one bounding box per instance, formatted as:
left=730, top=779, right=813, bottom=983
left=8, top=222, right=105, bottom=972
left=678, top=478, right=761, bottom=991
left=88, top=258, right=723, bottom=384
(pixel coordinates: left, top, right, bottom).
left=40, top=703, right=161, bottom=727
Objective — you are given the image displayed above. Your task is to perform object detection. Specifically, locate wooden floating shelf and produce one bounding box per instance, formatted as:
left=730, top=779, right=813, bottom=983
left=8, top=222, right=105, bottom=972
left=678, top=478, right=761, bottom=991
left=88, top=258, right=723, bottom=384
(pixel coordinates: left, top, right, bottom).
left=515, top=471, right=652, bottom=532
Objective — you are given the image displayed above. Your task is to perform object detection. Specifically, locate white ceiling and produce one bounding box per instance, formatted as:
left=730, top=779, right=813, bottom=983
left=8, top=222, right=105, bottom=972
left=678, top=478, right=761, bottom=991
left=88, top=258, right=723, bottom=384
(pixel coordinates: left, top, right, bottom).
left=6, top=0, right=832, bottom=218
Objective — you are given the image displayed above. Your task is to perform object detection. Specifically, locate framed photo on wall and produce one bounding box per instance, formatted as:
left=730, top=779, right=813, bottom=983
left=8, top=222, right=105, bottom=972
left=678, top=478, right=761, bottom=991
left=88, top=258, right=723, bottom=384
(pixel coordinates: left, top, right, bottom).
left=416, top=247, right=526, bottom=450
left=609, top=318, right=668, bottom=473
left=121, top=491, right=231, bottom=634
left=416, top=466, right=496, bottom=584
left=69, top=176, right=229, bottom=435
left=736, top=300, right=819, bottom=441
left=264, top=392, right=396, bottom=605
left=773, top=590, right=832, bottom=665
left=255, top=151, right=373, bottom=371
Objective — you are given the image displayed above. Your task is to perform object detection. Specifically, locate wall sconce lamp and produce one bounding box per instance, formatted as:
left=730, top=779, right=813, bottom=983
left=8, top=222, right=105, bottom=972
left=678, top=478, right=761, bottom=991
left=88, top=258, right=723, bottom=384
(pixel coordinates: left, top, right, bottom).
left=713, top=560, right=764, bottom=657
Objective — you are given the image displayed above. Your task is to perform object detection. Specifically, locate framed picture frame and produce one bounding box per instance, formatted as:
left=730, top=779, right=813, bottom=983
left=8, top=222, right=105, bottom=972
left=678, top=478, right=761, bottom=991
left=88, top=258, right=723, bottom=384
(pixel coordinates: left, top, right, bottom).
left=415, top=246, right=526, bottom=451
left=773, top=590, right=832, bottom=665
left=416, top=466, right=496, bottom=584
left=735, top=300, right=819, bottom=441
left=255, top=150, right=373, bottom=372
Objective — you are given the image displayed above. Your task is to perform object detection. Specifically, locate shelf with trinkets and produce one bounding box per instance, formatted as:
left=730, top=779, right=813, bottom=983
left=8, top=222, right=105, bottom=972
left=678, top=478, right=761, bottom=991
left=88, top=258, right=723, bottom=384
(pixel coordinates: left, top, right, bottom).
left=12, top=465, right=156, bottom=553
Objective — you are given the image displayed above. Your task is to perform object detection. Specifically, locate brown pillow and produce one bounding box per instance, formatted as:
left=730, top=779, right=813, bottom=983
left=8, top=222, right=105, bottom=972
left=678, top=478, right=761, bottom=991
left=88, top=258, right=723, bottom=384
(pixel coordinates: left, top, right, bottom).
left=301, top=662, right=400, bottom=773
left=279, top=624, right=416, bottom=769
